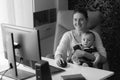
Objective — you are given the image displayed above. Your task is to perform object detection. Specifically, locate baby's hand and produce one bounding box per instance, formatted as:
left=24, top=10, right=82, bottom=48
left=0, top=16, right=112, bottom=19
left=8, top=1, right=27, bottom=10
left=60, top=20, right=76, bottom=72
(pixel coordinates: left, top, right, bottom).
left=72, top=59, right=81, bottom=65
left=71, top=53, right=81, bottom=65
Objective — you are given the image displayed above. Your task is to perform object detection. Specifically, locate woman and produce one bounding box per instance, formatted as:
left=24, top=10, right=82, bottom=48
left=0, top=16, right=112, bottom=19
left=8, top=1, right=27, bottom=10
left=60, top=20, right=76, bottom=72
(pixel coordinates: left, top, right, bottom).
left=54, top=8, right=106, bottom=68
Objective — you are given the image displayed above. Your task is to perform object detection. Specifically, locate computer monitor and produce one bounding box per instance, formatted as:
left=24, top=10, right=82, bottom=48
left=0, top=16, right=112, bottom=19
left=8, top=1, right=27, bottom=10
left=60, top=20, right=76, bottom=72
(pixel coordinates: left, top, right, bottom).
left=1, top=24, right=41, bottom=79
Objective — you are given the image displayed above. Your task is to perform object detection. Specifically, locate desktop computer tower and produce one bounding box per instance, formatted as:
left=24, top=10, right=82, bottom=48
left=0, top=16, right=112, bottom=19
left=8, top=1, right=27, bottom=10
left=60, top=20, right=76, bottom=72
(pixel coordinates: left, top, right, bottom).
left=35, top=60, right=52, bottom=80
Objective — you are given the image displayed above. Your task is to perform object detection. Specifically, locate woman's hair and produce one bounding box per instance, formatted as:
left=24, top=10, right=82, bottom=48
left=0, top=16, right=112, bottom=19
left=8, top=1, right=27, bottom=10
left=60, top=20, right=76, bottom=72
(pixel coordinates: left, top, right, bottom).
left=73, top=8, right=88, bottom=20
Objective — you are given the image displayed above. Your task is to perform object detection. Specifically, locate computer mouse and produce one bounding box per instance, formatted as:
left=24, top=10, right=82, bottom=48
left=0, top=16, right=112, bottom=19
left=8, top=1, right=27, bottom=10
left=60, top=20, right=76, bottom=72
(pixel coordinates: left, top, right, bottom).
left=57, top=60, right=67, bottom=68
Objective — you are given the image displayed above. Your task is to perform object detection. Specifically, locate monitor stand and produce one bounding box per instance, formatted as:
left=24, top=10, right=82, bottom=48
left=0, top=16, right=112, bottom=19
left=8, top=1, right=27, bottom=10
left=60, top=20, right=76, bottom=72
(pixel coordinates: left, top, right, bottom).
left=0, top=33, right=35, bottom=80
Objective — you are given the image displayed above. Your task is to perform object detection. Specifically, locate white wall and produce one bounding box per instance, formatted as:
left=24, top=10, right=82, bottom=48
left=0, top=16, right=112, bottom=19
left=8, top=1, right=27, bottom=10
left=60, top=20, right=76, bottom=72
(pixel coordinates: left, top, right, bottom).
left=7, top=0, right=57, bottom=29
left=0, top=0, right=8, bottom=53
left=13, top=0, right=33, bottom=28
left=0, top=0, right=9, bottom=61
left=0, top=0, right=57, bottom=57
left=56, top=0, right=68, bottom=10
left=34, top=0, right=56, bottom=12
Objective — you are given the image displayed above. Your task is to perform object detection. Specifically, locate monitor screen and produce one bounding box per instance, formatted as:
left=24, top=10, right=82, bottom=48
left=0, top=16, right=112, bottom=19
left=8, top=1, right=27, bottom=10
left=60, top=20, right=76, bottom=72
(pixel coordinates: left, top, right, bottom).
left=1, top=23, right=41, bottom=79
left=2, top=24, right=41, bottom=62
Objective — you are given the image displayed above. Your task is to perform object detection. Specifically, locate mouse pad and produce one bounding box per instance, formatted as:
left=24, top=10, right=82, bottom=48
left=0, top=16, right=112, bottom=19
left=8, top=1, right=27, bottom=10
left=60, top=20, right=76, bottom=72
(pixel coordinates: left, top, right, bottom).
left=49, top=65, right=65, bottom=74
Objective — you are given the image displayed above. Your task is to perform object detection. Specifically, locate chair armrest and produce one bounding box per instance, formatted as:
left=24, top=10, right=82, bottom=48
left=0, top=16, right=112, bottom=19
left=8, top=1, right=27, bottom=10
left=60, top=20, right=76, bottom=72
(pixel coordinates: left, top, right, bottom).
left=103, top=61, right=109, bottom=70
left=46, top=54, right=54, bottom=59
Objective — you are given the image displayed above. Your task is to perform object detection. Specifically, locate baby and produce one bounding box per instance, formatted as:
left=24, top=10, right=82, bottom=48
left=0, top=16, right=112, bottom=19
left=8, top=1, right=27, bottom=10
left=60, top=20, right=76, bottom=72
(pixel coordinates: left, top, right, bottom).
left=71, top=31, right=100, bottom=67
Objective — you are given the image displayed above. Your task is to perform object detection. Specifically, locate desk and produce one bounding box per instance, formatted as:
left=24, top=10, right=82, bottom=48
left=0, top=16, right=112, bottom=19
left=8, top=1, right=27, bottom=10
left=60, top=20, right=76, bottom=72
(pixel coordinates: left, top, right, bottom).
left=0, top=57, right=114, bottom=80
left=42, top=57, right=114, bottom=80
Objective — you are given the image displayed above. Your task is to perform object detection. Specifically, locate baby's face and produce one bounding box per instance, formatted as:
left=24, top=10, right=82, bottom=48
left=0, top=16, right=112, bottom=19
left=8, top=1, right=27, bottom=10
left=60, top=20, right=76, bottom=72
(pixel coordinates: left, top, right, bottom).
left=81, top=34, right=94, bottom=48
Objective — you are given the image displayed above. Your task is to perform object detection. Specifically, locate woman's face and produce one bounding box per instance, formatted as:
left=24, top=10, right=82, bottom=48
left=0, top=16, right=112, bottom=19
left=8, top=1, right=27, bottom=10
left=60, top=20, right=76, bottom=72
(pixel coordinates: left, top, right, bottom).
left=73, top=12, right=88, bottom=32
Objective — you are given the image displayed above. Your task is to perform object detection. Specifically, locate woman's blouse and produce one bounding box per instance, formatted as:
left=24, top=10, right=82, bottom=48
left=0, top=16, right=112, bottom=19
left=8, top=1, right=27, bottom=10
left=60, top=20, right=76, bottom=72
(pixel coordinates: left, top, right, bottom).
left=55, top=30, right=106, bottom=61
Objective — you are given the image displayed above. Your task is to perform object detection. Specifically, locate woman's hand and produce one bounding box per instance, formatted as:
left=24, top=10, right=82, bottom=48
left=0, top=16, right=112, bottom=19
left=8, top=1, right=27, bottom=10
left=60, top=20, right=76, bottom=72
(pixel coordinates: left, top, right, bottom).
left=72, top=50, right=86, bottom=65
left=56, top=57, right=65, bottom=65
left=55, top=54, right=67, bottom=67
left=93, top=52, right=101, bottom=68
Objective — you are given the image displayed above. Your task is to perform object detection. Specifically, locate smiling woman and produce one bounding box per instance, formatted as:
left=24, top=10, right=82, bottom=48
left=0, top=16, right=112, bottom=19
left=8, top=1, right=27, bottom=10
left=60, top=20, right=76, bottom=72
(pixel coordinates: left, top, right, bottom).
left=54, top=8, right=107, bottom=69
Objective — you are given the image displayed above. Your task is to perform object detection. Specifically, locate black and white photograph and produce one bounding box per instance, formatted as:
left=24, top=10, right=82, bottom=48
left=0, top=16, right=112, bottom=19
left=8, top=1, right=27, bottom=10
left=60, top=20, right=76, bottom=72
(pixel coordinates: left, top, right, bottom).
left=0, top=0, right=120, bottom=80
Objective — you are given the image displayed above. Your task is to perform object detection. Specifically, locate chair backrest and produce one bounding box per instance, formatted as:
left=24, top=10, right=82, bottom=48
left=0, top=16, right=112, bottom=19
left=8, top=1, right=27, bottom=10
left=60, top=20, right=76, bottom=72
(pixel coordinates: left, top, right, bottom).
left=54, top=10, right=103, bottom=53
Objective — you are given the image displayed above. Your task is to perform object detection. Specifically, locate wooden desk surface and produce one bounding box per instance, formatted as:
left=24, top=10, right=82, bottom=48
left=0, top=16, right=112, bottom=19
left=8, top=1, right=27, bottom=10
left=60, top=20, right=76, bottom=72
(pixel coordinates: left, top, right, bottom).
left=0, top=57, right=114, bottom=80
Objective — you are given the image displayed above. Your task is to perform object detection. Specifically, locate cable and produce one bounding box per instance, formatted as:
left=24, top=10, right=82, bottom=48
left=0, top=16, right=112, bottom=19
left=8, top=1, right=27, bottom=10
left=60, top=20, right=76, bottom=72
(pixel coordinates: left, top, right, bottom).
left=0, top=57, right=23, bottom=80
left=0, top=67, right=11, bottom=80
left=16, top=57, right=23, bottom=67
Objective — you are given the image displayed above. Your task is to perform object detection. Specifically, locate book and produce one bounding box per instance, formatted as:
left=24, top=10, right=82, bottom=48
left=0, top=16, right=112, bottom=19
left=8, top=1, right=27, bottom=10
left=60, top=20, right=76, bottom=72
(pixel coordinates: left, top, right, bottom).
left=61, top=74, right=86, bottom=80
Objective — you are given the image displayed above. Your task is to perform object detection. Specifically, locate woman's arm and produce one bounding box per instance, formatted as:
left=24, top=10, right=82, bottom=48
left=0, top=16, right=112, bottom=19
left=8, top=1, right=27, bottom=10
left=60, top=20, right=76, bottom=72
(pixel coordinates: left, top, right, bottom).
left=83, top=51, right=96, bottom=61
left=93, top=52, right=101, bottom=63
left=91, top=30, right=107, bottom=63
left=93, top=52, right=101, bottom=68
left=72, top=50, right=96, bottom=61
left=54, top=32, right=71, bottom=60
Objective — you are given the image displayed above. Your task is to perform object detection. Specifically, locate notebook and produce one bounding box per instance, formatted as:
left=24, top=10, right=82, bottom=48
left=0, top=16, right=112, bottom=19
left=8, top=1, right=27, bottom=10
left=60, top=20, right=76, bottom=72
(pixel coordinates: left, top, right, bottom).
left=61, top=74, right=86, bottom=80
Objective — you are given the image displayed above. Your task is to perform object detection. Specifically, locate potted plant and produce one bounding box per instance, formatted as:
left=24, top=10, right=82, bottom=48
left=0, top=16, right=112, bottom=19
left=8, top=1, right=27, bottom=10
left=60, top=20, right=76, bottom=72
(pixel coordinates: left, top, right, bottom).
left=69, top=0, right=120, bottom=79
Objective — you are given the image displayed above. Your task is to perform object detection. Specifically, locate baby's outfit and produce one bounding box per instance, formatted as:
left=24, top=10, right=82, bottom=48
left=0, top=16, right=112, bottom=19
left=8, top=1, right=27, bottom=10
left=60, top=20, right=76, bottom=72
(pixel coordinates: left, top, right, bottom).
left=72, top=44, right=97, bottom=67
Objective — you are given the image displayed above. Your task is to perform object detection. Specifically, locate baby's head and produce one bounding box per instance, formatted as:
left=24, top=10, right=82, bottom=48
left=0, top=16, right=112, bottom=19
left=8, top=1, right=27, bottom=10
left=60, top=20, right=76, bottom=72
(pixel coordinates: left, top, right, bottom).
left=81, top=31, right=95, bottom=48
